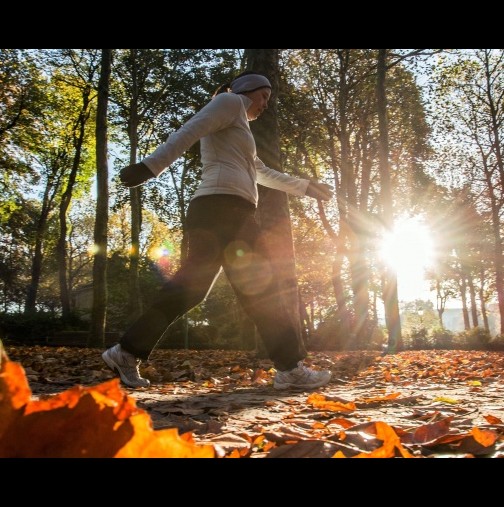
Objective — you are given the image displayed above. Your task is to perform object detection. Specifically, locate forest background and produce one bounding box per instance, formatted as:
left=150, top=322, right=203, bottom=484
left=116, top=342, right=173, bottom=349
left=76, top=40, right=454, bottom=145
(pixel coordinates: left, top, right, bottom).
left=2, top=48, right=503, bottom=353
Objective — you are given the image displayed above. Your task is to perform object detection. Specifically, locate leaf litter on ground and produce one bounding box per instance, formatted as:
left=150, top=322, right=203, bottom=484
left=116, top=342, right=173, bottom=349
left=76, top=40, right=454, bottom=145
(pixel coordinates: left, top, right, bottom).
left=2, top=344, right=504, bottom=457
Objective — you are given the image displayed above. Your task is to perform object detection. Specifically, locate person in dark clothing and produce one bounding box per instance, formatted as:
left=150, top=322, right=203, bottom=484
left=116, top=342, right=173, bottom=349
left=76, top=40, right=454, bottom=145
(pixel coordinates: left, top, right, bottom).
left=102, top=72, right=333, bottom=390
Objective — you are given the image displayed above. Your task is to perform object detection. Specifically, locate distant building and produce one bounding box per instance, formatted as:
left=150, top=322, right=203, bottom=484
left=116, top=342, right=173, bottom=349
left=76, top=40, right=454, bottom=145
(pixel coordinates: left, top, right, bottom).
left=441, top=304, right=500, bottom=336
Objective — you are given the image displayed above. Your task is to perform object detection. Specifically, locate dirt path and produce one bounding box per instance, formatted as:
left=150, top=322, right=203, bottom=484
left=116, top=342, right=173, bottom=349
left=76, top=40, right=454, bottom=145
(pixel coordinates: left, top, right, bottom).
left=5, top=345, right=504, bottom=457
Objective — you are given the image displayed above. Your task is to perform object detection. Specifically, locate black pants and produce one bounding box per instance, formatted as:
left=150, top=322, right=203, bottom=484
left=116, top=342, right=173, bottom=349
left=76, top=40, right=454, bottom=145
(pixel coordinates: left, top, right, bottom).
left=120, top=194, right=306, bottom=371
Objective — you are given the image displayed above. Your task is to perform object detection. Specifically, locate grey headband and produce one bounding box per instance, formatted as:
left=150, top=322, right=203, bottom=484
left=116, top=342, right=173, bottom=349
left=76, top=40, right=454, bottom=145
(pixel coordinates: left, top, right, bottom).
left=230, top=74, right=271, bottom=94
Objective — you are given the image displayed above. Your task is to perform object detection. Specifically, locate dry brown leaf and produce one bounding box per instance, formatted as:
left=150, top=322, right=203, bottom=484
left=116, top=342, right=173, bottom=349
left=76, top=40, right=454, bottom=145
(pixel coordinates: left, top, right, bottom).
left=307, top=393, right=356, bottom=413
left=471, top=427, right=497, bottom=447
left=456, top=432, right=497, bottom=456
left=483, top=414, right=503, bottom=425
left=327, top=417, right=355, bottom=429
left=422, top=433, right=466, bottom=447
left=226, top=449, right=241, bottom=458
left=405, top=417, right=454, bottom=445
left=352, top=422, right=414, bottom=458
left=266, top=440, right=338, bottom=458
left=360, top=392, right=402, bottom=403
left=0, top=349, right=214, bottom=458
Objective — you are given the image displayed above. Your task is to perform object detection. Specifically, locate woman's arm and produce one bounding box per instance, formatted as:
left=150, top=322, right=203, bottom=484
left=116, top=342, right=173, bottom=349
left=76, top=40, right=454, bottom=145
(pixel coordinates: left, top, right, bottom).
left=255, top=157, right=310, bottom=196
left=142, top=93, right=243, bottom=177
left=255, top=157, right=333, bottom=200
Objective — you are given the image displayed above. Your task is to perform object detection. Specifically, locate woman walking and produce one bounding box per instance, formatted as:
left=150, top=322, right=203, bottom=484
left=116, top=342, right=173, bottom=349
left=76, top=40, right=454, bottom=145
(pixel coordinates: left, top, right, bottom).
left=102, top=71, right=333, bottom=390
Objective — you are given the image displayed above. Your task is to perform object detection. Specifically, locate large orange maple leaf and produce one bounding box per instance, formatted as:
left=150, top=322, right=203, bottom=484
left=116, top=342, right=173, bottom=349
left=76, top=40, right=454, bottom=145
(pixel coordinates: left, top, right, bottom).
left=0, top=347, right=214, bottom=458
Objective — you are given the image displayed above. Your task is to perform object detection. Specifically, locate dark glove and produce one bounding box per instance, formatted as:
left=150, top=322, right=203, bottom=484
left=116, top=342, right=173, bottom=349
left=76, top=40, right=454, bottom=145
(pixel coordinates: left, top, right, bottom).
left=119, top=162, right=154, bottom=188
left=305, top=181, right=333, bottom=201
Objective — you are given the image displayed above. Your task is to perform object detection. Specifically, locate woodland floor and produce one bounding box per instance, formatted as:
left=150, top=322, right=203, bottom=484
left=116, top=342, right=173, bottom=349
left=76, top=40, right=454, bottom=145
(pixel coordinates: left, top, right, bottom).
left=4, top=344, right=504, bottom=458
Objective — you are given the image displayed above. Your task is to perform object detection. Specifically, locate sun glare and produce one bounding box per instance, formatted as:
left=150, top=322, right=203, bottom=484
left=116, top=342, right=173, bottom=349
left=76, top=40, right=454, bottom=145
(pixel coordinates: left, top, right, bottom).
left=379, top=216, right=434, bottom=301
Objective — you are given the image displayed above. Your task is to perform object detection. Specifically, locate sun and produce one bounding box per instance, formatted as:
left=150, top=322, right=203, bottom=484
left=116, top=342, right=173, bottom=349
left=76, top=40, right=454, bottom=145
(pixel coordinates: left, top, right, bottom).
left=379, top=216, right=434, bottom=301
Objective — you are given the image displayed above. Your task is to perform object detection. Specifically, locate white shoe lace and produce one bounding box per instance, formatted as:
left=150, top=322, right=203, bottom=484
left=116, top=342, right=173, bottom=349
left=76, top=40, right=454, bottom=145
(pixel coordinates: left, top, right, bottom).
left=124, top=359, right=143, bottom=378
left=116, top=349, right=144, bottom=380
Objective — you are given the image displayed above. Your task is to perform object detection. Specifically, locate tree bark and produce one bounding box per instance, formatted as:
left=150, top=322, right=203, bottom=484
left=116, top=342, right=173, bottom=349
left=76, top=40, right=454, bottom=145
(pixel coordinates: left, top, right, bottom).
left=24, top=220, right=46, bottom=314
left=483, top=50, right=504, bottom=334
left=435, top=278, right=446, bottom=329
left=460, top=276, right=470, bottom=330
left=376, top=49, right=402, bottom=352
left=89, top=49, right=111, bottom=348
left=479, top=268, right=490, bottom=332
left=322, top=141, right=351, bottom=340
left=127, top=49, right=143, bottom=323
left=57, top=87, right=91, bottom=321
left=468, top=276, right=479, bottom=327
left=244, top=48, right=304, bottom=346
left=24, top=182, right=56, bottom=314
left=337, top=49, right=370, bottom=347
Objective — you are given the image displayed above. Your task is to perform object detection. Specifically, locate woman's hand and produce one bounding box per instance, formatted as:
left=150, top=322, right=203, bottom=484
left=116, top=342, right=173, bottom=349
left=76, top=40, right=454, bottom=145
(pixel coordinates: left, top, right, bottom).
left=305, top=181, right=333, bottom=201
left=119, top=162, right=154, bottom=188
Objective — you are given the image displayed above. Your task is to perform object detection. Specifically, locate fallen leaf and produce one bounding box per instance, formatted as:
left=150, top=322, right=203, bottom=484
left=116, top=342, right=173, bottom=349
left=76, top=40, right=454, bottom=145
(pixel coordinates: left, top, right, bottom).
left=456, top=431, right=497, bottom=456
left=471, top=427, right=497, bottom=447
left=433, top=396, right=459, bottom=405
left=266, top=440, right=339, bottom=458
left=307, top=393, right=356, bottom=413
left=226, top=449, right=241, bottom=458
left=333, top=450, right=346, bottom=458
left=158, top=406, right=205, bottom=416
left=326, top=417, right=355, bottom=429
left=352, top=422, right=414, bottom=458
left=404, top=417, right=454, bottom=445
left=204, top=432, right=251, bottom=451
left=360, top=392, right=402, bottom=403
left=0, top=348, right=214, bottom=458
left=484, top=414, right=503, bottom=424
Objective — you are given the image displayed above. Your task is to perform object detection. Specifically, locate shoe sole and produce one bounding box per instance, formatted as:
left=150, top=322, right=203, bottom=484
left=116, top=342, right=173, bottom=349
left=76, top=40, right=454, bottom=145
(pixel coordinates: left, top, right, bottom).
left=273, top=376, right=331, bottom=390
left=102, top=350, right=150, bottom=388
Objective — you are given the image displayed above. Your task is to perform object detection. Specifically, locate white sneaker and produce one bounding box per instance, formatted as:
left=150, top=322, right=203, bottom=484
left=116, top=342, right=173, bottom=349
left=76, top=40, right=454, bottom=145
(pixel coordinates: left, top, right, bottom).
left=102, top=344, right=150, bottom=388
left=274, top=361, right=332, bottom=390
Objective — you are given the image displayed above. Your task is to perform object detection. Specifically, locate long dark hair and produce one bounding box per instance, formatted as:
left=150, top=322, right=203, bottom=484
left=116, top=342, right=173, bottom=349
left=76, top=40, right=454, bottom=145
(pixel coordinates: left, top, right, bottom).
left=212, top=70, right=268, bottom=97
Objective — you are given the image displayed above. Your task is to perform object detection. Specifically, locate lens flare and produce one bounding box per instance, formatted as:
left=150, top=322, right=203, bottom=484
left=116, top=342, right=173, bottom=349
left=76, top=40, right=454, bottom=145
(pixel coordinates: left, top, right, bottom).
left=146, top=240, right=177, bottom=278
left=378, top=216, right=434, bottom=301
left=88, top=244, right=100, bottom=255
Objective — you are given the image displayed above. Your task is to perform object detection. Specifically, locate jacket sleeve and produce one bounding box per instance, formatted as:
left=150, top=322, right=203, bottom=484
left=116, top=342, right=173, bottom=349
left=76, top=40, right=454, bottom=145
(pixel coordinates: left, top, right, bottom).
left=142, top=94, right=242, bottom=177
left=255, top=157, right=310, bottom=196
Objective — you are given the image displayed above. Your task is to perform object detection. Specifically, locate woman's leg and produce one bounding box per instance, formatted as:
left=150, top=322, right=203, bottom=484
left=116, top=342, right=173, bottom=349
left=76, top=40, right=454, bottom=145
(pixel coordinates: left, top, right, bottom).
left=120, top=197, right=225, bottom=359
left=222, top=210, right=307, bottom=371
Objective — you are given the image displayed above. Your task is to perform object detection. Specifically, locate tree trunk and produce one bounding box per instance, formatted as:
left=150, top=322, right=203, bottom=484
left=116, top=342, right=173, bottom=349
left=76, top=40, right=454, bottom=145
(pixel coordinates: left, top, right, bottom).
left=436, top=279, right=446, bottom=329
left=355, top=131, right=374, bottom=346
left=57, top=87, right=91, bottom=321
left=479, top=270, right=489, bottom=332
left=321, top=140, right=351, bottom=340
left=468, top=276, right=479, bottom=327
left=244, top=48, right=303, bottom=346
left=239, top=309, right=256, bottom=350
left=24, top=226, right=45, bottom=314
left=127, top=49, right=143, bottom=323
left=460, top=276, right=470, bottom=330
left=483, top=51, right=504, bottom=335
left=481, top=163, right=504, bottom=335
left=491, top=220, right=504, bottom=335
left=298, top=289, right=310, bottom=344
left=89, top=49, right=111, bottom=348
left=24, top=187, right=53, bottom=314
left=376, top=49, right=402, bottom=352
left=336, top=49, right=370, bottom=347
